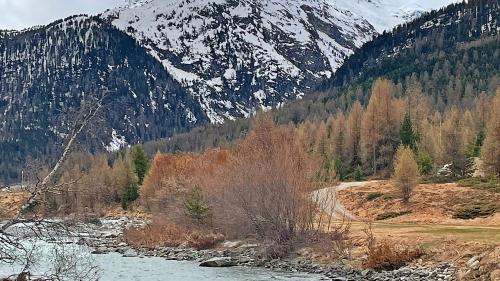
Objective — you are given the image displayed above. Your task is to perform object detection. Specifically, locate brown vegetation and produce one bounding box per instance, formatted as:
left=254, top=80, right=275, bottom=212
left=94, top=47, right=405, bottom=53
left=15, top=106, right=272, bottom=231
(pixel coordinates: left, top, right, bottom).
left=360, top=223, right=422, bottom=272
left=212, top=115, right=318, bottom=242
left=124, top=217, right=224, bottom=250
left=0, top=192, right=28, bottom=218
left=361, top=79, right=402, bottom=177
left=41, top=153, right=134, bottom=214
left=392, top=147, right=419, bottom=203
left=337, top=181, right=500, bottom=225
left=482, top=88, right=500, bottom=176
left=364, top=239, right=424, bottom=271
left=132, top=116, right=337, bottom=246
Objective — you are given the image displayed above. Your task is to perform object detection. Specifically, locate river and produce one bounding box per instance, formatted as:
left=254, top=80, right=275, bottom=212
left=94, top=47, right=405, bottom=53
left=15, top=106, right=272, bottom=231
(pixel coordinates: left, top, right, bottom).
left=0, top=242, right=325, bottom=281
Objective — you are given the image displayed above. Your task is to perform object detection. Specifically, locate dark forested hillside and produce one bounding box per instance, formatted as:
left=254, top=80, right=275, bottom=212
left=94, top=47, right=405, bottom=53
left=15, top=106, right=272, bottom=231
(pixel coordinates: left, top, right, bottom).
left=0, top=16, right=206, bottom=183
left=325, top=0, right=499, bottom=109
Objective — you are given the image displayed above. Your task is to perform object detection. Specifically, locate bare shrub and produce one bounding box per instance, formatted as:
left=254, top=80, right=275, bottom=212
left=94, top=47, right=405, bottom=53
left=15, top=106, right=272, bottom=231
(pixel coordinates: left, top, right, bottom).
left=212, top=115, right=318, bottom=243
left=185, top=232, right=224, bottom=250
left=308, top=218, right=353, bottom=261
left=263, top=241, right=294, bottom=260
left=364, top=240, right=424, bottom=270
left=123, top=217, right=223, bottom=250
left=328, top=218, right=352, bottom=259
left=124, top=220, right=186, bottom=248
left=362, top=223, right=423, bottom=271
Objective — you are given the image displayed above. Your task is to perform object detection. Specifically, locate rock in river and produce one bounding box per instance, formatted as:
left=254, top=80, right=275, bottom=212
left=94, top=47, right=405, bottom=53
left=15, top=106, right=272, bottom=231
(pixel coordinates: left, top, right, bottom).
left=199, top=257, right=235, bottom=267
left=123, top=248, right=138, bottom=258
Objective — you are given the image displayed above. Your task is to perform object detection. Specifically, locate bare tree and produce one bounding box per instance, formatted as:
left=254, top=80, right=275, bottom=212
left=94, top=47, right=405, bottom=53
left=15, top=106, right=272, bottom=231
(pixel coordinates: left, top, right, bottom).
left=0, top=91, right=109, bottom=279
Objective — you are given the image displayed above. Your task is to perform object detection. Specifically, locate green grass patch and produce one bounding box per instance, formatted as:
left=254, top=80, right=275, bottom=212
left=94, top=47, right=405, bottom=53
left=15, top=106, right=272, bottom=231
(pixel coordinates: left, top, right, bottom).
left=376, top=211, right=412, bottom=221
left=366, top=192, right=384, bottom=201
left=457, top=177, right=500, bottom=193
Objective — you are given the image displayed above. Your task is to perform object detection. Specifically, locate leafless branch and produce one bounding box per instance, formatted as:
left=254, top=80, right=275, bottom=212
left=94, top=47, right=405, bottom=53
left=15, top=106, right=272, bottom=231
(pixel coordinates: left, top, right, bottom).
left=0, top=89, right=110, bottom=279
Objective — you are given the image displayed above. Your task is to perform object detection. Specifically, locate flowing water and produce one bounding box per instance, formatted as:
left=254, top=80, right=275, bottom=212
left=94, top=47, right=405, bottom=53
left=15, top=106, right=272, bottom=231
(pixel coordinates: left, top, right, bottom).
left=0, top=242, right=325, bottom=281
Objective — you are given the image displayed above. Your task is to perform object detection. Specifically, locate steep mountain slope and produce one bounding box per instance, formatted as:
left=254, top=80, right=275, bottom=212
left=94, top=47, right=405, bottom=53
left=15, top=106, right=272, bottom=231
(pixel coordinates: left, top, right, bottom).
left=139, top=0, right=500, bottom=157
left=0, top=16, right=206, bottom=182
left=103, top=0, right=376, bottom=123
left=329, top=0, right=499, bottom=95
left=103, top=0, right=459, bottom=123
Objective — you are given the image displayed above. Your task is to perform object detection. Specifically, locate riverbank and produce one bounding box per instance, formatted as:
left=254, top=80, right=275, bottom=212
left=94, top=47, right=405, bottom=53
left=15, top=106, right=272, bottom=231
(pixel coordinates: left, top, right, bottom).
left=0, top=188, right=488, bottom=281
left=75, top=217, right=457, bottom=281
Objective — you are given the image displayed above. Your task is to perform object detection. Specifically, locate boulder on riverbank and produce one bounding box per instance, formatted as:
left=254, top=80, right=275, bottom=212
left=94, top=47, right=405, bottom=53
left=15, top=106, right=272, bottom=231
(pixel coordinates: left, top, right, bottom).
left=122, top=248, right=138, bottom=257
left=199, top=257, right=235, bottom=267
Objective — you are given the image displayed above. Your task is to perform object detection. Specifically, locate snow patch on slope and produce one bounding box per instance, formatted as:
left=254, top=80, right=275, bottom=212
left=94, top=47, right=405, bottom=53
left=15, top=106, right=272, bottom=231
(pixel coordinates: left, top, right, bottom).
left=332, top=0, right=460, bottom=32
left=106, top=129, right=127, bottom=152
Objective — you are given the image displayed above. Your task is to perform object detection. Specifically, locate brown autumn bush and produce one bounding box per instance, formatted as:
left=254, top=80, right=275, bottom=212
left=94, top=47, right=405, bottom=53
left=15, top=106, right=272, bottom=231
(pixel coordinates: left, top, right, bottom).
left=364, top=240, right=424, bottom=271
left=136, top=115, right=324, bottom=246
left=139, top=149, right=230, bottom=229
left=124, top=220, right=186, bottom=248
left=124, top=217, right=224, bottom=250
left=209, top=115, right=319, bottom=243
left=186, top=232, right=225, bottom=250
left=141, top=153, right=196, bottom=208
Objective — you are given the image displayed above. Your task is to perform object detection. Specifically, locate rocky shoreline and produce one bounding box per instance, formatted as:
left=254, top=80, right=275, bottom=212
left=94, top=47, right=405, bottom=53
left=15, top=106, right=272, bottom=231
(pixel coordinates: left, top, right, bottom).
left=77, top=217, right=458, bottom=281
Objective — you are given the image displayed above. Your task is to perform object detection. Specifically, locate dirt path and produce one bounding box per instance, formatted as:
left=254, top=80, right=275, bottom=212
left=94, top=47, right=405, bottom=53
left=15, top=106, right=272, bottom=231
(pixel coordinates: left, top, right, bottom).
left=312, top=181, right=378, bottom=221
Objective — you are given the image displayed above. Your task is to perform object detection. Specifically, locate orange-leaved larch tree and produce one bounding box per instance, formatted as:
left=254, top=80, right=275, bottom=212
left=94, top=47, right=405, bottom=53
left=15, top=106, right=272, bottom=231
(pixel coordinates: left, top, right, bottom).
left=361, top=79, right=399, bottom=176
left=482, top=88, right=500, bottom=176
left=392, top=146, right=419, bottom=203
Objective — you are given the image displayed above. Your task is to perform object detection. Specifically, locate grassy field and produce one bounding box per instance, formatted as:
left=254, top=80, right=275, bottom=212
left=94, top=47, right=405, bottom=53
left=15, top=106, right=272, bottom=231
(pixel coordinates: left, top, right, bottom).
left=363, top=222, right=500, bottom=244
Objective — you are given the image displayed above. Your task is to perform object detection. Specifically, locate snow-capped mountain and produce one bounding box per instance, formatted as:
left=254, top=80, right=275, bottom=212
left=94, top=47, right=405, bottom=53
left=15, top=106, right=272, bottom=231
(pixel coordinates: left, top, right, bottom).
left=102, top=0, right=458, bottom=123
left=0, top=16, right=207, bottom=183
left=103, top=0, right=376, bottom=123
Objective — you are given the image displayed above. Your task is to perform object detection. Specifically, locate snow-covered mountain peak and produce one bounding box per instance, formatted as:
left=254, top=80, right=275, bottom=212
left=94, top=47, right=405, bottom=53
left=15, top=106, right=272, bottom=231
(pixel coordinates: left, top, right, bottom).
left=100, top=0, right=460, bottom=123
left=103, top=0, right=376, bottom=123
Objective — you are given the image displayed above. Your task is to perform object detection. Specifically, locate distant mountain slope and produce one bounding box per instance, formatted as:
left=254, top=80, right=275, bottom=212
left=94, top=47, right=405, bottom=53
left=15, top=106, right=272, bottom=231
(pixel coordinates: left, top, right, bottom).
left=333, top=0, right=461, bottom=32
left=329, top=0, right=499, bottom=93
left=102, top=0, right=376, bottom=123
left=0, top=16, right=206, bottom=182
